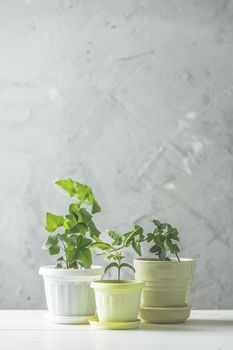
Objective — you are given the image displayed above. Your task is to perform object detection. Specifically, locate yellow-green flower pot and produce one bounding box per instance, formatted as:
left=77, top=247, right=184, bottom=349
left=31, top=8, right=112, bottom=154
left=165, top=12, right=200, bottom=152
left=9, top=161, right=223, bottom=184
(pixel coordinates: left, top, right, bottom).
left=91, top=280, right=144, bottom=323
left=134, top=258, right=195, bottom=307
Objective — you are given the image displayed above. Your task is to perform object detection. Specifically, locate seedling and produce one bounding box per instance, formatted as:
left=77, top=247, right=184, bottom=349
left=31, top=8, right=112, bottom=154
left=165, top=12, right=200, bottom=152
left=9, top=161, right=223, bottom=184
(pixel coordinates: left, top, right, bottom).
left=43, top=178, right=101, bottom=269
left=92, top=225, right=144, bottom=280
left=146, top=219, right=180, bottom=261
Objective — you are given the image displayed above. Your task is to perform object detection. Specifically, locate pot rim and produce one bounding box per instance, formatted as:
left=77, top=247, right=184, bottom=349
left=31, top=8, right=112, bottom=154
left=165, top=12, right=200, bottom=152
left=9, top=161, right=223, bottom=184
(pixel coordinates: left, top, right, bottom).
left=91, top=280, right=144, bottom=290
left=39, top=265, right=104, bottom=277
left=134, top=258, right=195, bottom=263
left=140, top=304, right=191, bottom=311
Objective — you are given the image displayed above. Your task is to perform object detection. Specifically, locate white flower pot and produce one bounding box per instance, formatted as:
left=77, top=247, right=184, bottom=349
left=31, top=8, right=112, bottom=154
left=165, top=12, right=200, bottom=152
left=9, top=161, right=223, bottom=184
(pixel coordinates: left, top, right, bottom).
left=39, top=265, right=104, bottom=323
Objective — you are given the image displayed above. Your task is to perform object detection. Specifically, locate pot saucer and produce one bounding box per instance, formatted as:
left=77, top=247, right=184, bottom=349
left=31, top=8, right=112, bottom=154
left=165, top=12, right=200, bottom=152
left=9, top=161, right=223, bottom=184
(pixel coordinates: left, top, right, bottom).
left=139, top=304, right=191, bottom=324
left=89, top=316, right=141, bottom=330
left=45, top=313, right=92, bottom=324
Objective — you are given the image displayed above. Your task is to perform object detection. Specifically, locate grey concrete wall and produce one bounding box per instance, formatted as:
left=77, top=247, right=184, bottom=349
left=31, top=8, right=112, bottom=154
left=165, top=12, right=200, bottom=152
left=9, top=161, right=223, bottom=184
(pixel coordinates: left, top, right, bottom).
left=0, top=0, right=233, bottom=309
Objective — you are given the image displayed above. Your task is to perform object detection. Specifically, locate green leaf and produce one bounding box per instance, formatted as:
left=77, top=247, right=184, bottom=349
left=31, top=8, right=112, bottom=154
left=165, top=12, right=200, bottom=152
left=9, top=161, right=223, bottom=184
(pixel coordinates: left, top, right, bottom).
left=55, top=178, right=76, bottom=197
left=104, top=262, right=119, bottom=274
left=119, top=262, right=135, bottom=273
left=123, top=230, right=136, bottom=246
left=90, top=242, right=111, bottom=250
left=152, top=219, right=161, bottom=228
left=67, top=248, right=79, bottom=265
left=67, top=222, right=88, bottom=236
left=92, top=199, right=101, bottom=214
left=68, top=235, right=91, bottom=250
left=154, top=235, right=164, bottom=249
left=166, top=238, right=175, bottom=253
left=57, top=256, right=64, bottom=261
left=172, top=244, right=180, bottom=253
left=89, top=220, right=101, bottom=238
left=147, top=233, right=154, bottom=242
left=42, top=234, right=59, bottom=249
left=79, top=248, right=92, bottom=268
left=45, top=213, right=64, bottom=232
left=134, top=224, right=144, bottom=235
left=106, top=252, right=123, bottom=261
left=169, top=228, right=180, bottom=241
left=65, top=213, right=78, bottom=230
left=55, top=179, right=100, bottom=213
left=59, top=234, right=73, bottom=246
left=69, top=234, right=81, bottom=247
left=76, top=223, right=88, bottom=236
left=49, top=245, right=60, bottom=255
left=69, top=203, right=80, bottom=217
left=75, top=182, right=92, bottom=203
left=153, top=228, right=163, bottom=236
left=149, top=244, right=160, bottom=253
left=80, top=237, right=92, bottom=249
left=123, top=225, right=144, bottom=247
left=132, top=241, right=141, bottom=256
left=159, top=223, right=167, bottom=229
left=79, top=208, right=92, bottom=224
left=107, top=230, right=122, bottom=245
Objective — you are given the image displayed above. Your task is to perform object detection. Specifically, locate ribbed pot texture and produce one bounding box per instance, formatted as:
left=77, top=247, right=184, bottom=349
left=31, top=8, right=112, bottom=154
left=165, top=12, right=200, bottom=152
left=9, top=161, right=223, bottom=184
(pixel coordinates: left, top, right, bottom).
left=91, top=280, right=144, bottom=323
left=134, top=258, right=195, bottom=307
left=39, top=265, right=104, bottom=317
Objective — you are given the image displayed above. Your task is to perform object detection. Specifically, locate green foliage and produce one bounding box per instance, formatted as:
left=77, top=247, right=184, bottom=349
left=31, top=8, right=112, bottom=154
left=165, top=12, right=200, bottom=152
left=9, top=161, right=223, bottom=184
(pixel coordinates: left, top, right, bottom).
left=43, top=178, right=181, bottom=270
left=147, top=219, right=180, bottom=261
left=107, top=230, right=123, bottom=246
left=45, top=213, right=64, bottom=232
left=43, top=178, right=101, bottom=269
left=54, top=178, right=101, bottom=214
left=93, top=225, right=144, bottom=280
left=123, top=225, right=144, bottom=256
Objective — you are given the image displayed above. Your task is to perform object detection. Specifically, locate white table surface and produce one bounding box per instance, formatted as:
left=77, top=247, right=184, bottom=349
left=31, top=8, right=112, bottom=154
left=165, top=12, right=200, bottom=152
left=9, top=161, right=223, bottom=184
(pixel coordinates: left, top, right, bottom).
left=0, top=310, right=232, bottom=350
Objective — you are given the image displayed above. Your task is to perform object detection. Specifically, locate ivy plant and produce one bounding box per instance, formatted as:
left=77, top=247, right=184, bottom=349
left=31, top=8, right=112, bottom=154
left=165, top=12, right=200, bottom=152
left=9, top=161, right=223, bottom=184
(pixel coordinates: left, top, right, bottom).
left=43, top=178, right=101, bottom=269
left=92, top=225, right=144, bottom=280
left=146, top=219, right=180, bottom=261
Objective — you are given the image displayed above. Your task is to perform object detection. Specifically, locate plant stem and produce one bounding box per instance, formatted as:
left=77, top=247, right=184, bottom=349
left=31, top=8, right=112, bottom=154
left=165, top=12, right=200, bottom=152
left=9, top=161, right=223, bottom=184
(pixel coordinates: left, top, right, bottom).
left=175, top=252, right=180, bottom=261
left=117, top=266, right=120, bottom=281
left=116, top=255, right=122, bottom=281
left=94, top=245, right=124, bottom=256
left=61, top=240, right=69, bottom=269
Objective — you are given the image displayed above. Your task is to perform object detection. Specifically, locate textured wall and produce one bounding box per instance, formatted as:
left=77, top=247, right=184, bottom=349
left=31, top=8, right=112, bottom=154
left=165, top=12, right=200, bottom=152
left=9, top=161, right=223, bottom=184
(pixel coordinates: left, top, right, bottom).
left=0, top=0, right=233, bottom=309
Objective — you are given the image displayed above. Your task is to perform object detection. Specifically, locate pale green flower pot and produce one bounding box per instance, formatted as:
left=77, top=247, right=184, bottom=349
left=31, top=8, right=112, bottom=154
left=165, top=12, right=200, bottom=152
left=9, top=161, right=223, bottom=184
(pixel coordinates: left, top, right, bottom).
left=91, top=280, right=144, bottom=323
left=134, top=258, right=195, bottom=307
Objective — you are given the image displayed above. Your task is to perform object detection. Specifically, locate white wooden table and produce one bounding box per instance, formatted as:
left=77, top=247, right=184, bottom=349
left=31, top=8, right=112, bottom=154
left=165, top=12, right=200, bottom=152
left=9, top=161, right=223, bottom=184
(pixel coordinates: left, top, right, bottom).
left=0, top=310, right=232, bottom=350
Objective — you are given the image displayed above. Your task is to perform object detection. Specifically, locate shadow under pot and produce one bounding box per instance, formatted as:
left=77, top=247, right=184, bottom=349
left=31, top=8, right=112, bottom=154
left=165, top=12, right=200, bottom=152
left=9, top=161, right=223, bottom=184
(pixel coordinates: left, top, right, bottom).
left=39, top=265, right=104, bottom=324
left=134, top=258, right=195, bottom=324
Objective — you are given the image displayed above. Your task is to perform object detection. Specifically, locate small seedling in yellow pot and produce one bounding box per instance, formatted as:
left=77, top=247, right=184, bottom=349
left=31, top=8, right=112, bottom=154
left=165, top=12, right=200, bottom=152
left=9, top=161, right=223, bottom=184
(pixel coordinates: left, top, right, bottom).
left=134, top=219, right=195, bottom=324
left=90, top=226, right=144, bottom=330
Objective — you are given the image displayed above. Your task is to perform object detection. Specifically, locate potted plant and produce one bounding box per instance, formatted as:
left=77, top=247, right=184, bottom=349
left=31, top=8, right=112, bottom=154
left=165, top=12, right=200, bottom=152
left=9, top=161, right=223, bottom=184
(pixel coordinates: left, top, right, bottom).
left=90, top=226, right=145, bottom=330
left=134, top=219, right=195, bottom=323
left=39, top=178, right=104, bottom=324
